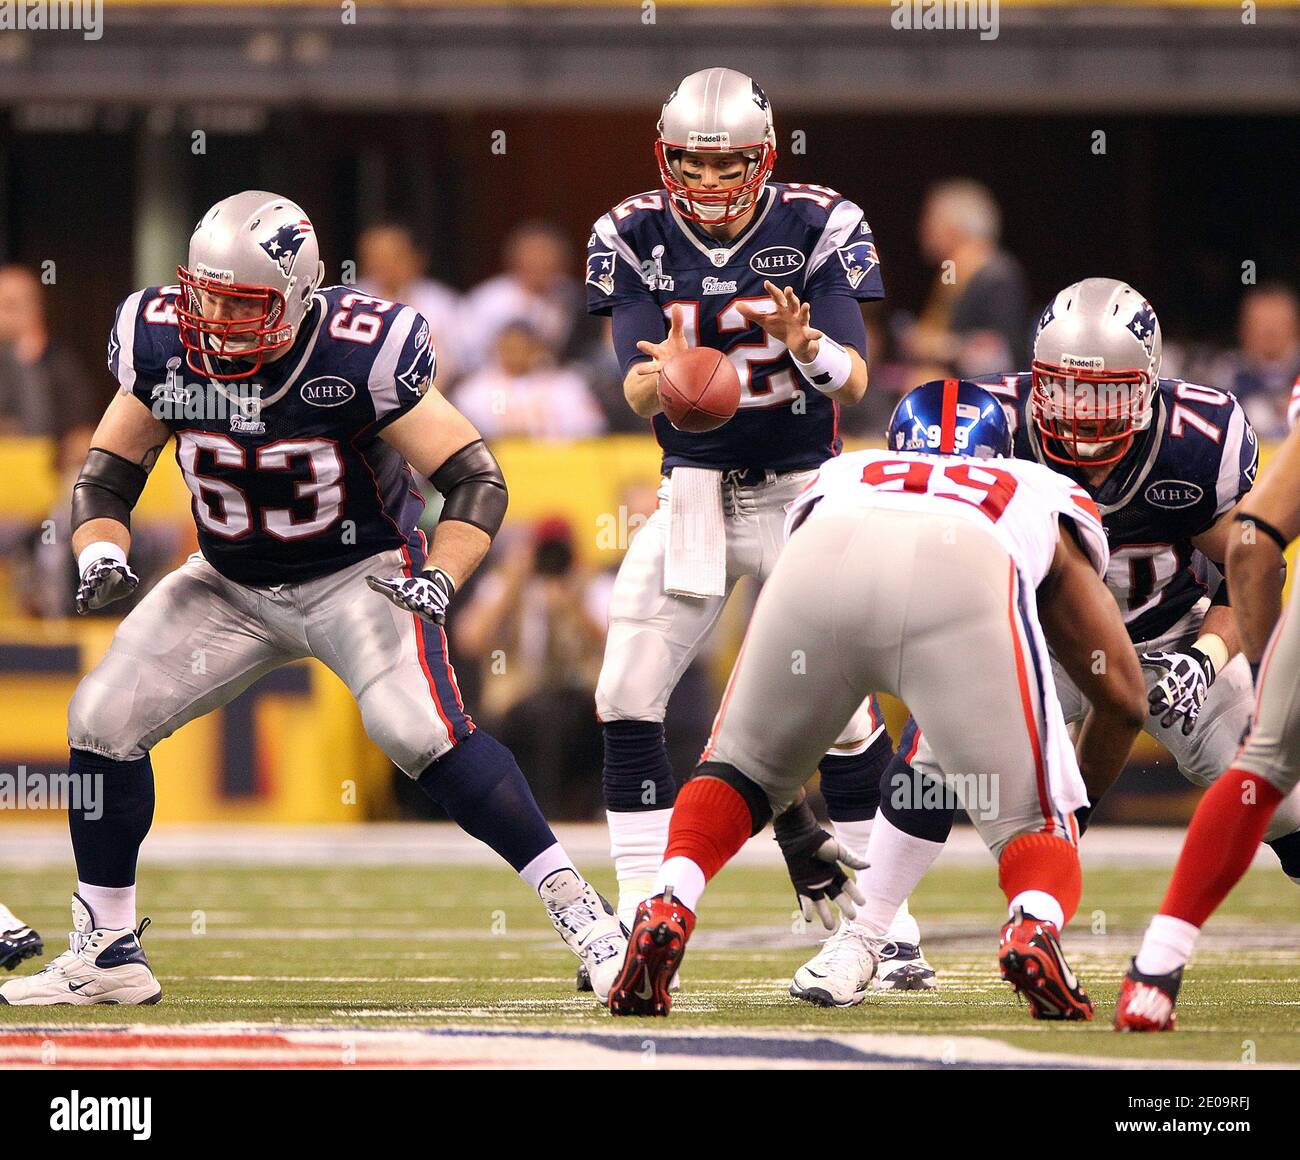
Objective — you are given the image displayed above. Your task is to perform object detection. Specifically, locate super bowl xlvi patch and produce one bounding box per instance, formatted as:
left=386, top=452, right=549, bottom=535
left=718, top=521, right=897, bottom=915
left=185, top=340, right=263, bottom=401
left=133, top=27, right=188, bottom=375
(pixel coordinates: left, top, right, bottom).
left=640, top=245, right=675, bottom=291
left=836, top=241, right=879, bottom=290
left=300, top=375, right=356, bottom=407
left=749, top=245, right=804, bottom=279
left=586, top=250, right=616, bottom=296
left=1144, top=479, right=1204, bottom=509
left=259, top=219, right=313, bottom=278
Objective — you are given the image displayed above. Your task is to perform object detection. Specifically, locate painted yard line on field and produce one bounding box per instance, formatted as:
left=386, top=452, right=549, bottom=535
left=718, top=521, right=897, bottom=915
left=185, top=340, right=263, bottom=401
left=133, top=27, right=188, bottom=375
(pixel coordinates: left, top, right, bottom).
left=0, top=823, right=1265, bottom=869
left=0, top=1023, right=1277, bottom=1071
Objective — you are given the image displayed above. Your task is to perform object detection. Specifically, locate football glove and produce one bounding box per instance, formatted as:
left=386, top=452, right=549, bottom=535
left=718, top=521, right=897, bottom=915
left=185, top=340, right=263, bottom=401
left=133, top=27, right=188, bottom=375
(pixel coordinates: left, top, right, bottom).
left=773, top=798, right=867, bottom=930
left=75, top=556, right=140, bottom=614
left=1140, top=647, right=1215, bottom=735
left=366, top=567, right=456, bottom=625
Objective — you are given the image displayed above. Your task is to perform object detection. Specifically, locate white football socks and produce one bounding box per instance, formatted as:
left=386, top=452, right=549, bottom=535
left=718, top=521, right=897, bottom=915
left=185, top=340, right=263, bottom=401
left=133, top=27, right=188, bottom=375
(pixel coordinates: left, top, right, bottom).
left=1008, top=890, right=1064, bottom=931
left=608, top=807, right=673, bottom=926
left=654, top=856, right=706, bottom=912
left=1135, top=913, right=1200, bottom=976
left=832, top=818, right=924, bottom=944
left=77, top=882, right=136, bottom=931
left=846, top=814, right=946, bottom=939
left=519, top=843, right=578, bottom=893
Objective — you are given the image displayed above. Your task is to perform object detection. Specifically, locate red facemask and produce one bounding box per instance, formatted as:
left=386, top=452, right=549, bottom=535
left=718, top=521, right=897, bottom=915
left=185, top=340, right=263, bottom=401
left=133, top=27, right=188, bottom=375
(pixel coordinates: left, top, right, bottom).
left=654, top=141, right=776, bottom=225
left=1030, top=360, right=1154, bottom=467
left=176, top=264, right=292, bottom=380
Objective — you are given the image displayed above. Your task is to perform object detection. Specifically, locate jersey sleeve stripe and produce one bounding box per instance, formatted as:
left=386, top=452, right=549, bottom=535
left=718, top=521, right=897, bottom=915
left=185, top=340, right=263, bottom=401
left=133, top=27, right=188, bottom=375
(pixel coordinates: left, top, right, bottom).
left=593, top=213, right=642, bottom=272
left=113, top=289, right=146, bottom=392
left=1215, top=402, right=1247, bottom=515
left=367, top=305, right=417, bottom=423
left=805, top=198, right=864, bottom=279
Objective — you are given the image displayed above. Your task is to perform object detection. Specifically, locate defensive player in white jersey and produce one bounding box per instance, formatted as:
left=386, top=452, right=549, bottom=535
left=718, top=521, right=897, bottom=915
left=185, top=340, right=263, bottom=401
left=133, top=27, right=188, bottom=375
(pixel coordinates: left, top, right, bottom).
left=586, top=66, right=934, bottom=990
left=607, top=380, right=1147, bottom=1018
left=1116, top=420, right=1300, bottom=1030
left=0, top=904, right=41, bottom=972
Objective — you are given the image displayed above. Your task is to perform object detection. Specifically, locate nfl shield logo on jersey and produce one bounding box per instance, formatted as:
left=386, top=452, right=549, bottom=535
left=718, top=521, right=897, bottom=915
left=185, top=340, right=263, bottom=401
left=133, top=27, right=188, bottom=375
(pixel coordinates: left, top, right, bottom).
left=836, top=241, right=879, bottom=290
left=259, top=220, right=314, bottom=278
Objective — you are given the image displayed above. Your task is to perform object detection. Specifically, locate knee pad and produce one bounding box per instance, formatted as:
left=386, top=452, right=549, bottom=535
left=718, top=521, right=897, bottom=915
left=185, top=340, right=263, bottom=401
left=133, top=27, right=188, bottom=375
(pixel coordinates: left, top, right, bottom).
left=687, top=761, right=772, bottom=836
left=67, top=675, right=144, bottom=761
left=595, top=630, right=676, bottom=722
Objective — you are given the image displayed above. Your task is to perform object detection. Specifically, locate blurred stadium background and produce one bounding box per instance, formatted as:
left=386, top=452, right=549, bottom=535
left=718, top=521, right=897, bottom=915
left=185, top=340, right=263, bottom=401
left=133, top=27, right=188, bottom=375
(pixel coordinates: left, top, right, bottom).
left=1, top=0, right=1298, bottom=830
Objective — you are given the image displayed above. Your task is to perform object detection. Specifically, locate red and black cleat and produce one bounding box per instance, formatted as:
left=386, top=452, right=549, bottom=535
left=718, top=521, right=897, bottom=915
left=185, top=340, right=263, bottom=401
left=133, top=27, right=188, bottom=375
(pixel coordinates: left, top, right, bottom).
left=1113, top=959, right=1182, bottom=1032
left=608, top=890, right=696, bottom=1017
left=998, top=907, right=1094, bottom=1021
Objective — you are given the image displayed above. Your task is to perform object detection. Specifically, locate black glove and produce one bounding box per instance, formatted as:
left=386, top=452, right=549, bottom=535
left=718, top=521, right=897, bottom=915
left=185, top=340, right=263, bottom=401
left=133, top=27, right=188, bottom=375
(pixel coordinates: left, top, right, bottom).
left=366, top=567, right=456, bottom=625
left=75, top=557, right=140, bottom=615
left=773, top=798, right=867, bottom=930
left=1140, top=647, right=1215, bottom=736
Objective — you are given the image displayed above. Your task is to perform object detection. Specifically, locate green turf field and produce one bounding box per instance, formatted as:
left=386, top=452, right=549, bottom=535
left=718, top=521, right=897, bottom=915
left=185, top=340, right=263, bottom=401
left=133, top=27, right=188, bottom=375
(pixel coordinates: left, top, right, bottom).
left=3, top=858, right=1296, bottom=1067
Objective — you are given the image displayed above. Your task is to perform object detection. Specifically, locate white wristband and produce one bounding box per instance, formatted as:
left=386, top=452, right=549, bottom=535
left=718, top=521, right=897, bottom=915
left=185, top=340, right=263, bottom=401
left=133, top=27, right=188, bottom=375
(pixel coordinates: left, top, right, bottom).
left=78, top=541, right=127, bottom=578
left=791, top=337, right=852, bottom=394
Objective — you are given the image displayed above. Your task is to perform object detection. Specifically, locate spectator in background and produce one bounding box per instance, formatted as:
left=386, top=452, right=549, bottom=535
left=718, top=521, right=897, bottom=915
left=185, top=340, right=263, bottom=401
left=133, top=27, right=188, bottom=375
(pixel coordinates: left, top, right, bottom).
left=904, top=179, right=1029, bottom=379
left=459, top=222, right=585, bottom=373
left=356, top=223, right=464, bottom=386
left=1205, top=283, right=1300, bottom=440
left=0, top=265, right=101, bottom=439
left=454, top=518, right=608, bottom=816
left=452, top=319, right=606, bottom=441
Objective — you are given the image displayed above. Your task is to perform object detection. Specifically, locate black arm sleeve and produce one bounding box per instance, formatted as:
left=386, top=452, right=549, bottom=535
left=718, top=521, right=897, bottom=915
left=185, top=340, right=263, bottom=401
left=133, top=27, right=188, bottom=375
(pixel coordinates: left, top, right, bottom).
left=610, top=298, right=669, bottom=377
left=70, top=448, right=149, bottom=534
left=430, top=439, right=508, bottom=539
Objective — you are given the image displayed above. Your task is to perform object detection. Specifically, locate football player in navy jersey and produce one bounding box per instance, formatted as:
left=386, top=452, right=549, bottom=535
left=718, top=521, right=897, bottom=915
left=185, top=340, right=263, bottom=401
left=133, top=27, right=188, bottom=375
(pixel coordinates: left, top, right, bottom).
left=0, top=192, right=628, bottom=1007
left=787, top=278, right=1300, bottom=1011
left=585, top=66, right=935, bottom=993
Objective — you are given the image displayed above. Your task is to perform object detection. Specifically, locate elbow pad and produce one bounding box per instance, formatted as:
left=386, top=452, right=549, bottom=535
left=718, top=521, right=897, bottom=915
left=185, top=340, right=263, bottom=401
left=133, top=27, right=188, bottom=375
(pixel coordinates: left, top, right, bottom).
left=71, top=448, right=149, bottom=534
left=430, top=439, right=508, bottom=539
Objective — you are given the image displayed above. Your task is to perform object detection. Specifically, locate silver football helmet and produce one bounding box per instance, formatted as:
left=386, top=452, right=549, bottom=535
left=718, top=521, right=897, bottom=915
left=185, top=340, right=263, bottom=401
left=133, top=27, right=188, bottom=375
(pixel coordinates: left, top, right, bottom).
left=177, top=190, right=325, bottom=379
left=1031, top=277, right=1163, bottom=466
left=655, top=67, right=777, bottom=224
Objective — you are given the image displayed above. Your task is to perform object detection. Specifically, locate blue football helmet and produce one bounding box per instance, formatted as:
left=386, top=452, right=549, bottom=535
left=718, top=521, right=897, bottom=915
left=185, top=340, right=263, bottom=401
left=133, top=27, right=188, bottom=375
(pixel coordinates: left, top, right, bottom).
left=886, top=378, right=1013, bottom=459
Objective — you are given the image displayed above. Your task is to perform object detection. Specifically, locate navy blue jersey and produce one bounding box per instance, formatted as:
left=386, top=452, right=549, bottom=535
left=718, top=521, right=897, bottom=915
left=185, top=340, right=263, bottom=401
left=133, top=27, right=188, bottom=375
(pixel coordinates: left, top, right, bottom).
left=587, top=183, right=884, bottom=473
left=109, top=284, right=436, bottom=586
left=977, top=372, right=1259, bottom=643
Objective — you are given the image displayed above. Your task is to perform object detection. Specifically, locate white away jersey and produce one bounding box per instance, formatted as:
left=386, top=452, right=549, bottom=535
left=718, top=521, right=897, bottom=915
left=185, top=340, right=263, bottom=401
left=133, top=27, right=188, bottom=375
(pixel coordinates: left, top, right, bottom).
left=787, top=449, right=1109, bottom=588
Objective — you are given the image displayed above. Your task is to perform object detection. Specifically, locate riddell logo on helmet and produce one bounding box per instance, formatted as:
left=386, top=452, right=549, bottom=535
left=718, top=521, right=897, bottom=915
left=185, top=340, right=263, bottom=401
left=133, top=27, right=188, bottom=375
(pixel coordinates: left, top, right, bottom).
left=686, top=131, right=730, bottom=148
left=194, top=263, right=234, bottom=285
left=1060, top=353, right=1105, bottom=371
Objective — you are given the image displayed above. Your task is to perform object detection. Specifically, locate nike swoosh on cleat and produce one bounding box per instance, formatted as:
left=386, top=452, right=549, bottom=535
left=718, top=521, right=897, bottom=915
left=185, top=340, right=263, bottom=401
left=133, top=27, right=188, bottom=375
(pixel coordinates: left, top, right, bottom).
left=635, top=969, right=654, bottom=1000
left=67, top=981, right=94, bottom=992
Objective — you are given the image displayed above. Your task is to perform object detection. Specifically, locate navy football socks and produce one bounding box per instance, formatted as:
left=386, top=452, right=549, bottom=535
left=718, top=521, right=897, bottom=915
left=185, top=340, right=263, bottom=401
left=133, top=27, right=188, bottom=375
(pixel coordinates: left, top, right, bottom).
left=416, top=729, right=558, bottom=872
left=601, top=719, right=677, bottom=813
left=67, top=748, right=155, bottom=888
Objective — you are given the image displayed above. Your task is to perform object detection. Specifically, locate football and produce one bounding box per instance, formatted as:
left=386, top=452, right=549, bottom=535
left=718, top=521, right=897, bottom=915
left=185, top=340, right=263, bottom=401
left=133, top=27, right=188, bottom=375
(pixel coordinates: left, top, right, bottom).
left=657, top=347, right=742, bottom=433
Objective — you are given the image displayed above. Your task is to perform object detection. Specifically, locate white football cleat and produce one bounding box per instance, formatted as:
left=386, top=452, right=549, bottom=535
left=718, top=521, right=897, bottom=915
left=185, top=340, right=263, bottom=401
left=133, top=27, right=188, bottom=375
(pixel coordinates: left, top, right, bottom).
left=540, top=870, right=629, bottom=1004
left=0, top=902, right=43, bottom=971
left=790, top=920, right=882, bottom=1007
left=871, top=941, right=939, bottom=991
left=0, top=893, right=161, bottom=1006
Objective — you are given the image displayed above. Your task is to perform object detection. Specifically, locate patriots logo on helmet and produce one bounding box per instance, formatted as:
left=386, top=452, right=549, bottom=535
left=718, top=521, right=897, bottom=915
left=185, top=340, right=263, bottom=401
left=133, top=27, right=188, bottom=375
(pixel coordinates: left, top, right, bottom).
left=586, top=250, right=616, bottom=297
left=1036, top=300, right=1056, bottom=334
left=258, top=220, right=313, bottom=278
left=836, top=241, right=878, bottom=290
left=751, top=80, right=769, bottom=111
left=1127, top=302, right=1157, bottom=355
